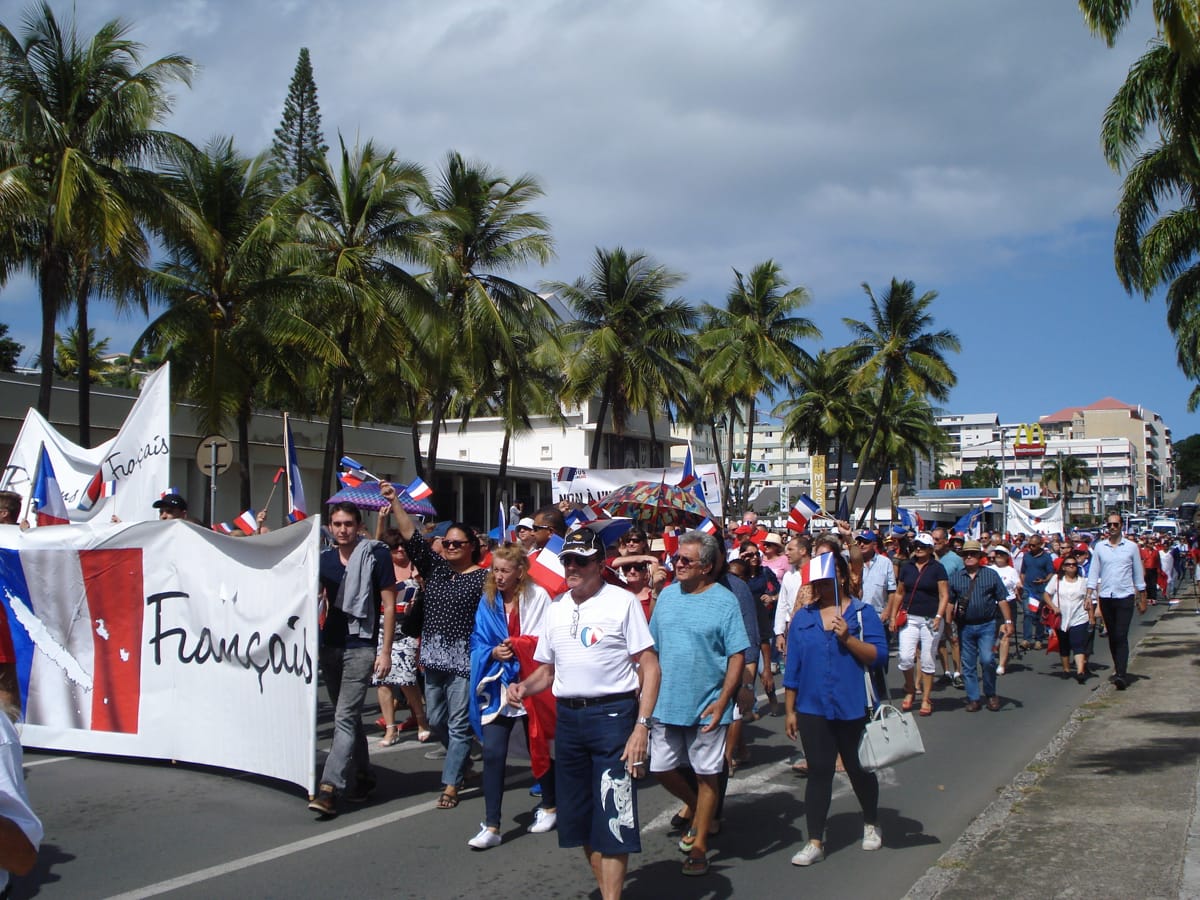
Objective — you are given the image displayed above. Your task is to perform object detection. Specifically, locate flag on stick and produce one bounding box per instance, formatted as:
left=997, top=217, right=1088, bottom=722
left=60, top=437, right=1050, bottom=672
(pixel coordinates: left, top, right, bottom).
left=798, top=550, right=838, bottom=585
left=31, top=445, right=71, bottom=526
left=528, top=534, right=568, bottom=596
left=787, top=494, right=822, bottom=532
left=234, top=509, right=258, bottom=536
left=406, top=477, right=433, bottom=501
left=694, top=517, right=718, bottom=536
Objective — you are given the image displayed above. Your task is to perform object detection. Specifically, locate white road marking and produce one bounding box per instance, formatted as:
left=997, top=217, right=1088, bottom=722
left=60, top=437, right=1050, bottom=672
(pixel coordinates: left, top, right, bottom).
left=23, top=755, right=74, bottom=768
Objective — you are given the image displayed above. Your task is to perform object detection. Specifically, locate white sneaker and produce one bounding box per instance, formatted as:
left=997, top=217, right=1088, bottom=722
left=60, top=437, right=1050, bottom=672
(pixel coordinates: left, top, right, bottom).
left=468, top=824, right=501, bottom=849
left=529, top=808, right=557, bottom=833
left=995, top=665, right=1005, bottom=676
left=862, top=824, right=882, bottom=851
left=790, top=842, right=824, bottom=866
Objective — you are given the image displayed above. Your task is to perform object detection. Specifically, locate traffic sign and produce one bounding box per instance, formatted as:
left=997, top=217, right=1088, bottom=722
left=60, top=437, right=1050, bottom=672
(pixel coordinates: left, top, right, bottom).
left=196, top=435, right=233, bottom=475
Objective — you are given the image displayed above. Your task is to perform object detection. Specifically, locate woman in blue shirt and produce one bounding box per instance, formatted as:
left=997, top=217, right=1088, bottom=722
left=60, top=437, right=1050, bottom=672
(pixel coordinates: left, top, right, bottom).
left=783, top=547, right=889, bottom=867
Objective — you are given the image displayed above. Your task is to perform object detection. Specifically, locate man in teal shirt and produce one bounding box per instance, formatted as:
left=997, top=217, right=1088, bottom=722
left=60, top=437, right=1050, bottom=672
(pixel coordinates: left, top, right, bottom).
left=648, top=530, right=748, bottom=877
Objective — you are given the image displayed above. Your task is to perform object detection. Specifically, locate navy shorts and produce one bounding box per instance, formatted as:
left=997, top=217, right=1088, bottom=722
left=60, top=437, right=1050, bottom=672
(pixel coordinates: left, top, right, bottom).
left=554, top=696, right=641, bottom=854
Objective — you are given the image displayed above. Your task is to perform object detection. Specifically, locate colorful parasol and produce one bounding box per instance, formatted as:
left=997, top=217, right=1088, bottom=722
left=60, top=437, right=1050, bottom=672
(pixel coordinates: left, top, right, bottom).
left=326, top=483, right=437, bottom=518
left=598, top=481, right=714, bottom=532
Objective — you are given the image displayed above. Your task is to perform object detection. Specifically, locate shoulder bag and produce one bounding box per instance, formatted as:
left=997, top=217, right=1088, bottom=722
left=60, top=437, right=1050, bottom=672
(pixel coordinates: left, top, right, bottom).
left=895, top=563, right=925, bottom=629
left=857, top=607, right=925, bottom=772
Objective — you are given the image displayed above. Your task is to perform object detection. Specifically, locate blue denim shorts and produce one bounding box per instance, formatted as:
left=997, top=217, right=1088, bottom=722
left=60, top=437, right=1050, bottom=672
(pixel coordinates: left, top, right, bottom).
left=554, top=697, right=640, bottom=854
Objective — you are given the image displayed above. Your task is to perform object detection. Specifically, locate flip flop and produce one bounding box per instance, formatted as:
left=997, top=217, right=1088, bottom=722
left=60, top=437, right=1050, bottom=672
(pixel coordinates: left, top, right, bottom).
left=919, top=703, right=933, bottom=717
left=901, top=695, right=914, bottom=712
left=436, top=791, right=459, bottom=810
left=682, top=852, right=710, bottom=876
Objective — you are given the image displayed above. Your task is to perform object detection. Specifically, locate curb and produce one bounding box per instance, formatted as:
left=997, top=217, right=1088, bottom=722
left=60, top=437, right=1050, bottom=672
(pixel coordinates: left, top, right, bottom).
left=901, top=621, right=1160, bottom=900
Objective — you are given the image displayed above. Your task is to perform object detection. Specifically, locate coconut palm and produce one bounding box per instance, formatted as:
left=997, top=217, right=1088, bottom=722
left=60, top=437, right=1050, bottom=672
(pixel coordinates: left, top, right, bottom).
left=1042, top=453, right=1091, bottom=522
left=138, top=138, right=332, bottom=509
left=552, top=247, right=696, bottom=469
left=296, top=137, right=430, bottom=496
left=776, top=349, right=866, bottom=511
left=699, top=261, right=819, bottom=512
left=859, top=390, right=944, bottom=524
left=841, top=278, right=960, bottom=527
left=0, top=2, right=193, bottom=427
left=413, top=152, right=557, bottom=483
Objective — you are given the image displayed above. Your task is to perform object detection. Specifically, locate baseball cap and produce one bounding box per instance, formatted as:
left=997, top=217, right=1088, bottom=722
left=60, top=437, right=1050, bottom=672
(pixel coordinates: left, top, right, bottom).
left=152, top=494, right=187, bottom=511
left=857, top=530, right=879, bottom=544
left=913, top=532, right=935, bottom=548
left=516, top=517, right=535, bottom=530
left=1075, top=542, right=1090, bottom=553
left=733, top=524, right=753, bottom=535
left=561, top=527, right=604, bottom=558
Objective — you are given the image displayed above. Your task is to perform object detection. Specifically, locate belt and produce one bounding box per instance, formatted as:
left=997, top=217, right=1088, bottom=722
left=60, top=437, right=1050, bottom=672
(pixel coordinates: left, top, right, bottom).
left=557, top=690, right=637, bottom=709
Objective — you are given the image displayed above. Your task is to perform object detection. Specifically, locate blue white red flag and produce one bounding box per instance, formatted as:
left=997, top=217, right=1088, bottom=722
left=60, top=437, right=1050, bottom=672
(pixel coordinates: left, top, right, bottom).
left=283, top=415, right=307, bottom=522
left=406, top=477, right=433, bottom=501
left=528, top=534, right=568, bottom=596
left=565, top=504, right=603, bottom=528
left=679, top=445, right=697, bottom=488
left=787, top=494, right=822, bottom=532
left=981, top=498, right=993, bottom=510
left=799, top=550, right=838, bottom=585
left=212, top=522, right=234, bottom=535
left=77, top=470, right=117, bottom=511
left=32, top=446, right=70, bottom=526
left=896, top=507, right=925, bottom=531
left=234, top=509, right=258, bottom=536
left=556, top=467, right=578, bottom=483
left=338, top=470, right=365, bottom=489
left=695, top=517, right=718, bottom=536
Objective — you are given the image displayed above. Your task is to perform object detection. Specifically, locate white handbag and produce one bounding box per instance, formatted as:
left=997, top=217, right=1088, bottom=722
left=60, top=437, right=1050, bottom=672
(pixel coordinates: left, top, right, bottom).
left=857, top=609, right=926, bottom=772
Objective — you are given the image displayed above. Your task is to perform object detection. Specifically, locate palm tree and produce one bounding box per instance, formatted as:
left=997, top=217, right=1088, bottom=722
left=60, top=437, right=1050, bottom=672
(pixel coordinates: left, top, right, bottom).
left=699, top=261, right=819, bottom=511
left=48, top=326, right=110, bottom=382
left=552, top=248, right=696, bottom=469
left=296, top=137, right=430, bottom=497
left=968, top=455, right=1002, bottom=489
left=0, top=2, right=193, bottom=429
left=139, top=138, right=332, bottom=510
left=776, top=348, right=864, bottom=510
left=860, top=390, right=944, bottom=524
left=415, top=152, right=557, bottom=484
left=1042, top=453, right=1091, bottom=523
left=841, top=278, right=960, bottom=526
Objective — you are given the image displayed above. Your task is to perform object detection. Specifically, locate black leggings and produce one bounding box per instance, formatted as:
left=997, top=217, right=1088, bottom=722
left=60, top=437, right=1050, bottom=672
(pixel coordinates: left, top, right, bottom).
left=1099, top=595, right=1135, bottom=677
left=795, top=714, right=878, bottom=841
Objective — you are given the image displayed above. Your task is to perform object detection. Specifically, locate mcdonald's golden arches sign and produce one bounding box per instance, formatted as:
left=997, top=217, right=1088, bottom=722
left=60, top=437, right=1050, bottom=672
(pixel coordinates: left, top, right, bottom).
left=1012, top=423, right=1046, bottom=458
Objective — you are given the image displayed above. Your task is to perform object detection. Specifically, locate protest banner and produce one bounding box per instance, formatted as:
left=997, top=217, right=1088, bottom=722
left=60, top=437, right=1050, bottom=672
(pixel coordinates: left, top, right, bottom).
left=2, top=365, right=171, bottom=524
left=0, top=515, right=320, bottom=792
left=552, top=464, right=725, bottom=519
left=1006, top=498, right=1064, bottom=535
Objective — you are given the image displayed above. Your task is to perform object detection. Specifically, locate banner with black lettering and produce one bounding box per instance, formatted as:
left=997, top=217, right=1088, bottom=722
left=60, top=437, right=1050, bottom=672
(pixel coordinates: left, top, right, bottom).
left=0, top=515, right=319, bottom=792
left=1, top=364, right=170, bottom=524
left=552, top=464, right=725, bottom=518
left=1006, top=498, right=1064, bottom=535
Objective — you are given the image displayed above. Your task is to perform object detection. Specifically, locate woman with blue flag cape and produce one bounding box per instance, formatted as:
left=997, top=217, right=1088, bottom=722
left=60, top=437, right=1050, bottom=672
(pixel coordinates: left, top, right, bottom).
left=466, top=546, right=557, bottom=849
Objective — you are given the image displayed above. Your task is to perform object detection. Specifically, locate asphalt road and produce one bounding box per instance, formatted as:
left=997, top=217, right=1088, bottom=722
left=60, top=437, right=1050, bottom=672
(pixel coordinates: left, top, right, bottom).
left=13, top=605, right=1167, bottom=900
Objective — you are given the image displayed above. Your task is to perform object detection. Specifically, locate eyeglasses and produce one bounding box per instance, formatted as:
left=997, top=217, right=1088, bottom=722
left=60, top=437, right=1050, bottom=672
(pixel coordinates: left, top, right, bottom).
left=620, top=536, right=643, bottom=544
left=1062, top=561, right=1078, bottom=566
left=618, top=563, right=649, bottom=573
left=674, top=555, right=700, bottom=568
left=441, top=539, right=470, bottom=550
left=740, top=553, right=758, bottom=560
left=570, top=604, right=580, bottom=639
left=963, top=551, right=982, bottom=558
left=532, top=524, right=554, bottom=531
left=1107, top=522, right=1122, bottom=529
left=560, top=554, right=595, bottom=567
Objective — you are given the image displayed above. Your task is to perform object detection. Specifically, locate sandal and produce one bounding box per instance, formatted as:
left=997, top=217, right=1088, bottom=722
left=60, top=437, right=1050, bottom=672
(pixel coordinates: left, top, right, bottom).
left=901, top=695, right=914, bottom=712
left=681, top=852, right=710, bottom=876
left=378, top=730, right=401, bottom=747
left=670, top=813, right=692, bottom=830
left=919, top=702, right=933, bottom=717
left=418, top=728, right=433, bottom=743
left=792, top=762, right=810, bottom=776
left=678, top=828, right=698, bottom=853
left=436, top=791, right=459, bottom=810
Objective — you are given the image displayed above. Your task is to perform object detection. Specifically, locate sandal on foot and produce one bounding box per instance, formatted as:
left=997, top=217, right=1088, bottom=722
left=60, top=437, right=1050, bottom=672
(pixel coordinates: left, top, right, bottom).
left=901, top=695, right=914, bottom=712
left=919, top=702, right=933, bottom=717
left=670, top=813, right=692, bottom=830
left=678, top=828, right=698, bottom=853
left=418, top=728, right=433, bottom=743
left=792, top=761, right=810, bottom=776
left=378, top=730, right=401, bottom=747
left=682, top=852, right=710, bottom=876
left=436, top=791, right=459, bottom=810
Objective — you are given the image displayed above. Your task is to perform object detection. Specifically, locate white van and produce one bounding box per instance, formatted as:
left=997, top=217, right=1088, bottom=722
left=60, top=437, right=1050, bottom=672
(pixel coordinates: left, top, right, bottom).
left=1151, top=518, right=1179, bottom=537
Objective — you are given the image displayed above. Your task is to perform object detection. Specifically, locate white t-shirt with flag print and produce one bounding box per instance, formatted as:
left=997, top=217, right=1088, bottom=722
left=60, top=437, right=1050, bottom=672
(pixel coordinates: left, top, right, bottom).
left=533, top=582, right=655, bottom=698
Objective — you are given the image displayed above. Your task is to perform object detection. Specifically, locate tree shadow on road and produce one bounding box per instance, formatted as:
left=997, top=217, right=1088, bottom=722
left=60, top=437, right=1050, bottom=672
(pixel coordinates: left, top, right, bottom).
left=1070, top=735, right=1200, bottom=775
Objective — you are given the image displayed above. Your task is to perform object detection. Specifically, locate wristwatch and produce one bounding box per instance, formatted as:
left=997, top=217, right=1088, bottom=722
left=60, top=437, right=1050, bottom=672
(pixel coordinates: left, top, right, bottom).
left=1004, top=619, right=1013, bottom=624
left=635, top=716, right=653, bottom=728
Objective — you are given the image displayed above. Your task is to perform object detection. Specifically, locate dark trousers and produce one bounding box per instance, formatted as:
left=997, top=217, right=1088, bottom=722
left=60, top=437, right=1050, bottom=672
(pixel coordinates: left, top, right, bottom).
left=481, top=715, right=556, bottom=828
left=1099, top=595, right=1135, bottom=677
left=795, top=714, right=878, bottom=841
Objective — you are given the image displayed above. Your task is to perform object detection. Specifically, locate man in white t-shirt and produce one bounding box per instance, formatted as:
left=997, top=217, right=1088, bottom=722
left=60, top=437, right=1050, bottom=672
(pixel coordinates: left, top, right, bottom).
left=510, top=527, right=660, bottom=900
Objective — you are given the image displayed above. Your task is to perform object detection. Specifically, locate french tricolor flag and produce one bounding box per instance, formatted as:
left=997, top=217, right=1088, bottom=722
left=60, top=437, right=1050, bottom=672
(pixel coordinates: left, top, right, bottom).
left=787, top=494, right=822, bottom=533
left=0, top=546, right=144, bottom=732
left=234, top=509, right=258, bottom=536
left=528, top=534, right=568, bottom=597
left=212, top=522, right=234, bottom=535
left=565, top=505, right=602, bottom=528
left=799, top=550, right=838, bottom=585
left=981, top=498, right=993, bottom=511
left=695, top=517, right=718, bottom=536
left=32, top=447, right=71, bottom=527
left=679, top=445, right=697, bottom=488
left=284, top=415, right=307, bottom=522
left=77, top=470, right=117, bottom=511
left=662, top=527, right=680, bottom=556
left=406, top=477, right=433, bottom=501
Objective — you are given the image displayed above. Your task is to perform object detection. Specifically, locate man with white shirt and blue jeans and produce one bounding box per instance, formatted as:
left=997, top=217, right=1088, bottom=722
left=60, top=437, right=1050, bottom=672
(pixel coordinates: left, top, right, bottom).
left=1087, top=513, right=1147, bottom=690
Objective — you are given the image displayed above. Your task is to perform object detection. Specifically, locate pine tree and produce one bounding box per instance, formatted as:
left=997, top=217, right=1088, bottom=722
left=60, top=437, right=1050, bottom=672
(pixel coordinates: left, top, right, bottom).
left=271, top=48, right=328, bottom=188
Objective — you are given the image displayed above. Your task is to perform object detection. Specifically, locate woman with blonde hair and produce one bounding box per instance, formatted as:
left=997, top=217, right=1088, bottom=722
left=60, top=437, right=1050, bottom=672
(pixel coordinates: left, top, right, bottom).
left=466, top=545, right=557, bottom=849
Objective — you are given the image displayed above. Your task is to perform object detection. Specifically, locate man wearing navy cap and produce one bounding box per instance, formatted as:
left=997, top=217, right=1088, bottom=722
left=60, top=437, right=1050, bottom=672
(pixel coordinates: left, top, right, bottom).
left=152, top=493, right=188, bottom=520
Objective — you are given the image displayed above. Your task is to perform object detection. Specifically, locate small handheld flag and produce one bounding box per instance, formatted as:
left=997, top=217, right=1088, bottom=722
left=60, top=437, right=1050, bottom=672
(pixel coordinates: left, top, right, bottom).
left=213, top=522, right=234, bottom=535
left=284, top=415, right=308, bottom=522
left=406, top=477, right=433, bottom=501
left=799, top=550, right=838, bottom=585
left=787, top=494, right=822, bottom=532
left=234, top=509, right=258, bottom=536
left=695, top=517, right=719, bottom=536
left=679, top=445, right=697, bottom=488
left=528, top=534, right=568, bottom=596
left=77, top=470, right=117, bottom=511
left=31, top=446, right=71, bottom=526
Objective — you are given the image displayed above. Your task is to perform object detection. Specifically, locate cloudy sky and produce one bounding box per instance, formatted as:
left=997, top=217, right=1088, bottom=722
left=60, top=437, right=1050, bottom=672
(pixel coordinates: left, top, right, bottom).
left=4, top=2, right=1191, bottom=438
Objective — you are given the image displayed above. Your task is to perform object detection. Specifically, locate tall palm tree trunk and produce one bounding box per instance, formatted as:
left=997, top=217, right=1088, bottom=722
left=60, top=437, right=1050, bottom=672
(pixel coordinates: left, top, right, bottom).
left=75, top=265, right=94, bottom=446
left=498, top=429, right=511, bottom=483
left=741, top=401, right=757, bottom=515
left=709, top=422, right=726, bottom=514
left=237, top=400, right=253, bottom=511
left=37, top=254, right=67, bottom=417
left=321, top=368, right=345, bottom=500
left=835, top=443, right=847, bottom=513
left=589, top=387, right=613, bottom=469
left=724, top=403, right=737, bottom=514
left=848, top=389, right=891, bottom=528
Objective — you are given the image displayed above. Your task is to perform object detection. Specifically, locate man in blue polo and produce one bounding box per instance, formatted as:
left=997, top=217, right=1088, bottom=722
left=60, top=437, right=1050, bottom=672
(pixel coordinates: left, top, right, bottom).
left=1019, top=533, right=1055, bottom=650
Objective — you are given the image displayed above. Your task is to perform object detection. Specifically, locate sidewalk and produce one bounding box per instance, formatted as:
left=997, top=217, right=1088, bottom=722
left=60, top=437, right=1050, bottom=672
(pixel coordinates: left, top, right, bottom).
left=906, top=598, right=1200, bottom=900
